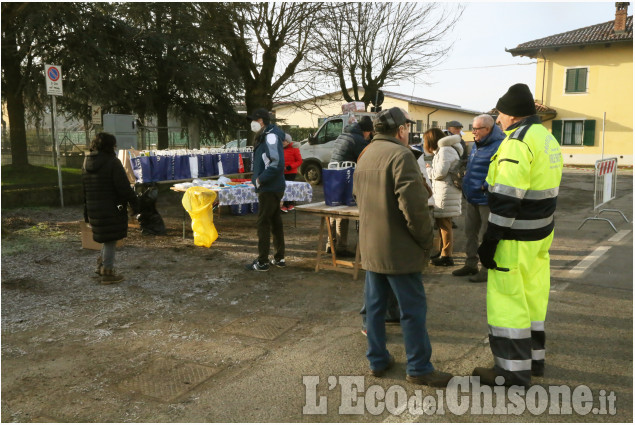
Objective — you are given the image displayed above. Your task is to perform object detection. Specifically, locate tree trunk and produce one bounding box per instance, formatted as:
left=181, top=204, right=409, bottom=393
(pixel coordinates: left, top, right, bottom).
left=156, top=103, right=169, bottom=150
left=2, top=34, right=29, bottom=166
left=188, top=118, right=200, bottom=149
left=6, top=83, right=29, bottom=167
left=83, top=117, right=91, bottom=148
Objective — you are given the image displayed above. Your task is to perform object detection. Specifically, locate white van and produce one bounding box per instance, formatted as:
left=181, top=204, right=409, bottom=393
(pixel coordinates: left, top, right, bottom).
left=299, top=112, right=375, bottom=184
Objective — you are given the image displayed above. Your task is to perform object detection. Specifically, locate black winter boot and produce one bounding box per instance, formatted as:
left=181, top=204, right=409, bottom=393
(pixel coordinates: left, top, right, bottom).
left=431, top=256, right=454, bottom=267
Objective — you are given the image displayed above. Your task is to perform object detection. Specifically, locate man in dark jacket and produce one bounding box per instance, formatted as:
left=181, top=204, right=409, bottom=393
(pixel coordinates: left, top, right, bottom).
left=330, top=116, right=373, bottom=163
left=452, top=114, right=505, bottom=282
left=82, top=132, right=138, bottom=284
left=327, top=116, right=373, bottom=256
left=246, top=108, right=286, bottom=271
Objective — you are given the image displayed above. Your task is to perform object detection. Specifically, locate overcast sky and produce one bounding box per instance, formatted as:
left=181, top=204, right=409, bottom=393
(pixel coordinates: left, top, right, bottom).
left=389, top=1, right=628, bottom=113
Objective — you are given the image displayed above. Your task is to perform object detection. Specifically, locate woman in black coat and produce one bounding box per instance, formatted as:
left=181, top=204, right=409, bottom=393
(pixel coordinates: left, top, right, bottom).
left=82, top=132, right=138, bottom=284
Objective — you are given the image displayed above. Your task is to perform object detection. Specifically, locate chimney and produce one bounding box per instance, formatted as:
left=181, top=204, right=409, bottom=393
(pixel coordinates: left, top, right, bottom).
left=614, top=2, right=629, bottom=34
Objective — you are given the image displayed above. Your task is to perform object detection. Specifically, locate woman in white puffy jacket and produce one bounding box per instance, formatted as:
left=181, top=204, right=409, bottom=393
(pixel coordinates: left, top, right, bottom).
left=424, top=128, right=463, bottom=267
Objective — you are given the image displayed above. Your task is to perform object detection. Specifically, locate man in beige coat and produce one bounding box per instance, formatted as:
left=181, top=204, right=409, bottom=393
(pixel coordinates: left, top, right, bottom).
left=353, top=107, right=452, bottom=387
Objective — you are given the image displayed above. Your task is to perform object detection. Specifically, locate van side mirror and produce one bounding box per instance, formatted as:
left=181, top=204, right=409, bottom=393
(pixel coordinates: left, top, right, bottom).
left=308, top=135, right=317, bottom=145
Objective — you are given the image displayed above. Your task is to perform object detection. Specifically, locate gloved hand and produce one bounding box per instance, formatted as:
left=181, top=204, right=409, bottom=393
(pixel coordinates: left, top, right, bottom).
left=478, top=237, right=499, bottom=269
left=285, top=165, right=291, bottom=171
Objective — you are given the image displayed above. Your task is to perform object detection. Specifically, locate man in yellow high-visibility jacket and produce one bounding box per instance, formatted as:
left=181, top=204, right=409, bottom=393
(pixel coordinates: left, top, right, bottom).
left=473, top=83, right=563, bottom=387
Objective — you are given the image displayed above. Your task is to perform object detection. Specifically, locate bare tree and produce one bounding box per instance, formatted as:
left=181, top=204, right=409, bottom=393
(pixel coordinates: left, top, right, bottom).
left=198, top=2, right=325, bottom=140
left=312, top=2, right=464, bottom=108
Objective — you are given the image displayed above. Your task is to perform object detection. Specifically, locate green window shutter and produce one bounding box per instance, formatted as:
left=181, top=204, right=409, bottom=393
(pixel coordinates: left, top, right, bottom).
left=577, top=68, right=588, bottom=92
left=551, top=120, right=562, bottom=144
left=565, top=70, right=576, bottom=93
left=583, top=120, right=595, bottom=146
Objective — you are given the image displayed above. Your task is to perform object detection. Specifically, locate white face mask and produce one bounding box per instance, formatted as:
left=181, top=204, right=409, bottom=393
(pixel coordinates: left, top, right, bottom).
left=251, top=121, right=262, bottom=133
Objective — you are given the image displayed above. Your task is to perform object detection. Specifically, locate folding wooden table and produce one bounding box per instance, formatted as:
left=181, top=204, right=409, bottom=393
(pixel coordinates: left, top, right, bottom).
left=294, top=202, right=362, bottom=280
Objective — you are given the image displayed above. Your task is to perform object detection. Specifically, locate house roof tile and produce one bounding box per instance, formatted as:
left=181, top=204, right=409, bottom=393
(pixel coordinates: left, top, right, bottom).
left=507, top=16, right=633, bottom=56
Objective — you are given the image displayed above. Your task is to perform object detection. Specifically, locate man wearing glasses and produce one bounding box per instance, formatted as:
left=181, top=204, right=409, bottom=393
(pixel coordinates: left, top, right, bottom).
left=452, top=114, right=505, bottom=282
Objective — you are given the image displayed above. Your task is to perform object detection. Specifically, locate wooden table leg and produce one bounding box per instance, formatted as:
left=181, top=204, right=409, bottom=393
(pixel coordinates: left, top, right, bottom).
left=353, top=243, right=361, bottom=280
left=316, top=216, right=325, bottom=272
left=325, top=216, right=337, bottom=265
left=182, top=208, right=186, bottom=239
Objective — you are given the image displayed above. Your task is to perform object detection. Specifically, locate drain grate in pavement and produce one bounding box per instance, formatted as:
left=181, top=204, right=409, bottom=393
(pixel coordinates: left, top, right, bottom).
left=222, top=315, right=298, bottom=340
left=117, top=358, right=220, bottom=402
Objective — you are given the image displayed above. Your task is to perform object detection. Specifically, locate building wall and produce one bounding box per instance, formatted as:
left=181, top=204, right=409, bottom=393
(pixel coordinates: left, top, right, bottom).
left=273, top=89, right=479, bottom=141
left=407, top=104, right=478, bottom=141
left=273, top=89, right=407, bottom=128
left=535, top=42, right=633, bottom=165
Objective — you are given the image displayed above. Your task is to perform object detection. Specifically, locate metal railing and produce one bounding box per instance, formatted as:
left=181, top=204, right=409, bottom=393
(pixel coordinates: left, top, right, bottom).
left=578, top=157, right=629, bottom=232
left=138, top=126, right=190, bottom=150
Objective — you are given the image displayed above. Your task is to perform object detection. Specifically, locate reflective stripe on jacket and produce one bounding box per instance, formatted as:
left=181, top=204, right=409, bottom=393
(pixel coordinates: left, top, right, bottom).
left=485, top=115, right=563, bottom=241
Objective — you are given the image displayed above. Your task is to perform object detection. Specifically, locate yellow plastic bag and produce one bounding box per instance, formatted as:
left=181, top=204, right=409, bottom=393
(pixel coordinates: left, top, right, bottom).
left=181, top=186, right=218, bottom=247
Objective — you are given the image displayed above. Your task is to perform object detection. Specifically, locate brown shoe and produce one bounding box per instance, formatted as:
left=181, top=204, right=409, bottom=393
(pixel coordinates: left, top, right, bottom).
left=452, top=265, right=478, bottom=276
left=101, top=268, right=124, bottom=285
left=469, top=268, right=488, bottom=282
left=370, top=355, right=395, bottom=377
left=406, top=370, right=453, bottom=387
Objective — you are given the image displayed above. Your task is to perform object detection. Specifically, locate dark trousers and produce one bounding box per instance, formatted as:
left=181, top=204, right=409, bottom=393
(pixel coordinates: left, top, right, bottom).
left=283, top=174, right=296, bottom=207
left=257, top=191, right=285, bottom=263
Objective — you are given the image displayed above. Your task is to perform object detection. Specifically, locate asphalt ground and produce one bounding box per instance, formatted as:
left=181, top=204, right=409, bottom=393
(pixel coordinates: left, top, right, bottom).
left=1, top=168, right=632, bottom=422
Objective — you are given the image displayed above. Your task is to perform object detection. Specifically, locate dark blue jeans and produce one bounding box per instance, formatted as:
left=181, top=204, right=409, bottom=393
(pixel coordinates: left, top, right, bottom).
left=365, top=271, right=435, bottom=376
left=360, top=289, right=400, bottom=331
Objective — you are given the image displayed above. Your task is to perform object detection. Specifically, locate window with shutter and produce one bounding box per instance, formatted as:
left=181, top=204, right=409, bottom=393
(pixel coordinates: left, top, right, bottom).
left=565, top=70, right=577, bottom=92
left=583, top=120, right=596, bottom=146
left=562, top=120, right=584, bottom=145
left=565, top=67, right=588, bottom=93
left=576, top=68, right=588, bottom=92
left=551, top=120, right=562, bottom=144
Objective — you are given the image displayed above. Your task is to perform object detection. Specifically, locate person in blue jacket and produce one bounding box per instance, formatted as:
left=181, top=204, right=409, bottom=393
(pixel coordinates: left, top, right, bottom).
left=452, top=114, right=505, bottom=282
left=246, top=108, right=286, bottom=271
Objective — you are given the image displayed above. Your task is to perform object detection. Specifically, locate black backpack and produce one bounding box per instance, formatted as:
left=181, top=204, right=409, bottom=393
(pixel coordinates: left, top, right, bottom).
left=449, top=143, right=468, bottom=190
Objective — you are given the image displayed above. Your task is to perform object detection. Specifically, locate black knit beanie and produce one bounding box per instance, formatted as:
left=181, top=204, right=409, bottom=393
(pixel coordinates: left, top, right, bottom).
left=496, top=83, right=536, bottom=116
left=358, top=116, right=374, bottom=132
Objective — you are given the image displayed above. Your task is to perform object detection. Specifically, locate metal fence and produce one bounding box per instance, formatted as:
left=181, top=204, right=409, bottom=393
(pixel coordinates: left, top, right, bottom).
left=1, top=128, right=94, bottom=153
left=2, top=126, right=231, bottom=165
left=138, top=126, right=191, bottom=150
left=578, top=157, right=629, bottom=232
left=1, top=128, right=93, bottom=167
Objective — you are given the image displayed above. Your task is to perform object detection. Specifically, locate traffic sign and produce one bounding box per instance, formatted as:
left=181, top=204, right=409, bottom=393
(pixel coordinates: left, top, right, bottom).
left=45, top=64, right=63, bottom=96
left=371, top=90, right=384, bottom=107
left=91, top=105, right=102, bottom=125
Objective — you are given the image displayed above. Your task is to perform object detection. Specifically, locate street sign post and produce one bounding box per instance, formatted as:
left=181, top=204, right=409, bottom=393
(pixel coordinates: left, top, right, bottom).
left=92, top=105, right=102, bottom=125
left=45, top=65, right=63, bottom=96
left=45, top=64, right=64, bottom=207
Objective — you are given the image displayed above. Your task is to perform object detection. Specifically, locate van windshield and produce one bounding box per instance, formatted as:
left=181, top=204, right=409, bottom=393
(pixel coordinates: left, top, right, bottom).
left=317, top=119, right=343, bottom=144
